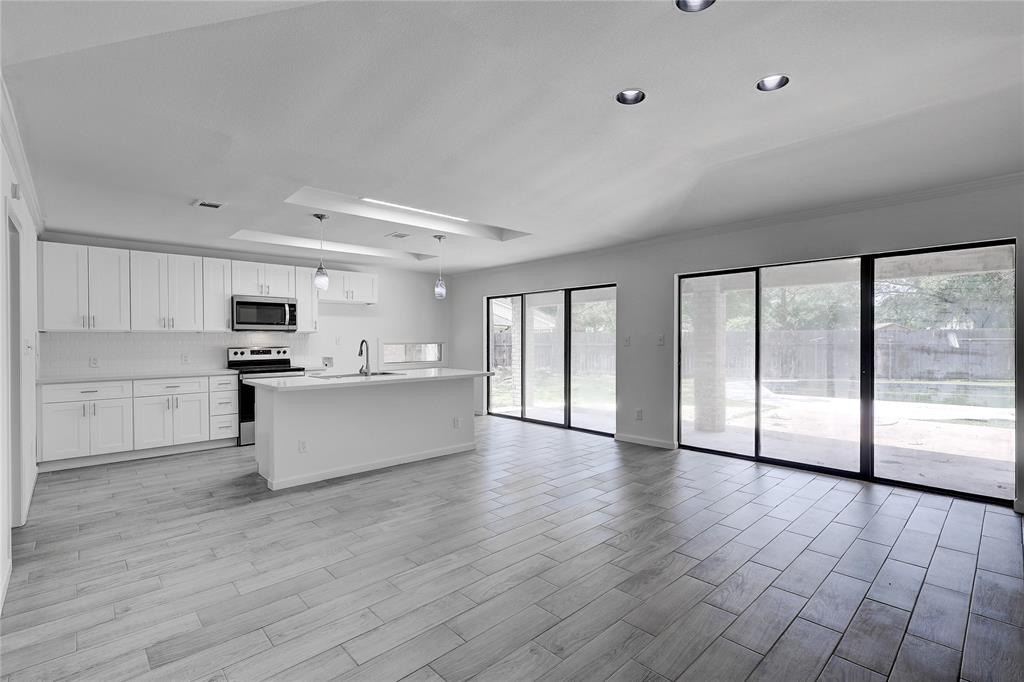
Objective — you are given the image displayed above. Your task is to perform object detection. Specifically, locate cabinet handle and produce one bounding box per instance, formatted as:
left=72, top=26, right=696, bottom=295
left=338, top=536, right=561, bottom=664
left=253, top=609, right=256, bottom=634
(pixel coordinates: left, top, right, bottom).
left=80, top=390, right=98, bottom=394
left=93, top=403, right=96, bottom=416
left=160, top=317, right=165, bottom=328
left=82, top=403, right=87, bottom=417
left=170, top=317, right=175, bottom=329
left=167, top=397, right=171, bottom=410
left=82, top=315, right=87, bottom=328
left=165, top=385, right=180, bottom=389
left=218, top=425, right=232, bottom=430
left=175, top=397, right=179, bottom=409
left=91, top=315, right=96, bottom=328
left=218, top=401, right=232, bottom=405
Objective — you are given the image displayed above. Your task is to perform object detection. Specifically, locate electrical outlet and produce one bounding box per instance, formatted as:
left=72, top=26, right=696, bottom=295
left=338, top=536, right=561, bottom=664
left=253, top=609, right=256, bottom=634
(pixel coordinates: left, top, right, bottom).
left=624, top=335, right=631, bottom=347
left=322, top=356, right=334, bottom=368
left=88, top=356, right=99, bottom=368
left=452, top=416, right=461, bottom=429
left=657, top=334, right=665, bottom=346
left=181, top=353, right=190, bottom=364
left=297, top=440, right=307, bottom=453
left=635, top=408, right=643, bottom=421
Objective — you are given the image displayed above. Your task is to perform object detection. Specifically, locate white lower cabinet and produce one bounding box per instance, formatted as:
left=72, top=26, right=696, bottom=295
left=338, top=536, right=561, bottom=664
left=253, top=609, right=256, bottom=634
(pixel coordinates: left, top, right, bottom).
left=40, top=402, right=91, bottom=461
left=134, top=392, right=209, bottom=449
left=172, top=393, right=210, bottom=445
left=133, top=395, right=175, bottom=449
left=41, top=397, right=134, bottom=461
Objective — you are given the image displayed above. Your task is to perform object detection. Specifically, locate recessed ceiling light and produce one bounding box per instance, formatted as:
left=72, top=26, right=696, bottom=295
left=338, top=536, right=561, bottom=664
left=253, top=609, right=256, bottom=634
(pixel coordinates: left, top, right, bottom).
left=616, top=89, right=646, bottom=105
left=675, top=0, right=716, bottom=12
left=360, top=197, right=469, bottom=223
left=756, top=74, right=790, bottom=92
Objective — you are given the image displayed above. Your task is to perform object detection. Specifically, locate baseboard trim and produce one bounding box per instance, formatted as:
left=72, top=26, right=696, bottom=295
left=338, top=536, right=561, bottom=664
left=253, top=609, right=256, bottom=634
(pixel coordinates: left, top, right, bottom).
left=38, top=438, right=238, bottom=472
left=0, top=556, right=11, bottom=617
left=614, top=433, right=678, bottom=450
left=263, top=442, right=477, bottom=491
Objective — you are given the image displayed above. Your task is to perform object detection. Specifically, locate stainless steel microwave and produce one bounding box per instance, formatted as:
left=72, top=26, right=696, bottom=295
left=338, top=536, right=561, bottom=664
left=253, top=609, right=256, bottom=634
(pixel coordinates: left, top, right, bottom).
left=232, top=296, right=298, bottom=332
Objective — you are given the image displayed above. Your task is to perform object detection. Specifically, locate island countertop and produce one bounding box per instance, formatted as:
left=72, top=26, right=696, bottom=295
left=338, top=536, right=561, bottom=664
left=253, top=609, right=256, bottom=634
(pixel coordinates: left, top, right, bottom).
left=244, top=367, right=491, bottom=392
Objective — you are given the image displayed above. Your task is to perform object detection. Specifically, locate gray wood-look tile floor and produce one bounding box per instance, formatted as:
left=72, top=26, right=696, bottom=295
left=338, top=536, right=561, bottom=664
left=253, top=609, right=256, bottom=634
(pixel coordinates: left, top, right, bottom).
left=2, top=417, right=1022, bottom=681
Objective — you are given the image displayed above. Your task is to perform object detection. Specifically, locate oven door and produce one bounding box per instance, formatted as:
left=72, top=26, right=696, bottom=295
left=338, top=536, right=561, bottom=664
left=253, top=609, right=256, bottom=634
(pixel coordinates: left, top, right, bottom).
left=232, top=296, right=298, bottom=332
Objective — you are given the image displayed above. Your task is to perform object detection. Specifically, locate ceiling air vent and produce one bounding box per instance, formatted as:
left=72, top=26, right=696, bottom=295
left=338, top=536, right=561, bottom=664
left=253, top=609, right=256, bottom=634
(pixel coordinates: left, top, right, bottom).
left=385, top=231, right=411, bottom=239
left=192, top=199, right=224, bottom=210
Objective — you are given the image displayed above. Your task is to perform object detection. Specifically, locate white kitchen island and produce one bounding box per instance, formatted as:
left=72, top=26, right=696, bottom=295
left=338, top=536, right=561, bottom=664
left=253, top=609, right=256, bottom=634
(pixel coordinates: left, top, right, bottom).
left=243, top=368, right=491, bottom=490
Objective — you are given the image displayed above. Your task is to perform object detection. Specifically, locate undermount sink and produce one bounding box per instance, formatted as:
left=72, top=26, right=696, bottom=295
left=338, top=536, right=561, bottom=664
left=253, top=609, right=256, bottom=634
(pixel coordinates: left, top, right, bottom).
left=314, top=372, right=404, bottom=379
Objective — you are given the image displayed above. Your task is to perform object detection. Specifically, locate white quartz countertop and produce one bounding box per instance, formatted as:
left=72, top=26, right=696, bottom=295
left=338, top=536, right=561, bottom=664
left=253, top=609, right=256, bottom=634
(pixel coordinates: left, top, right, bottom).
left=37, top=368, right=239, bottom=385
left=244, top=368, right=491, bottom=392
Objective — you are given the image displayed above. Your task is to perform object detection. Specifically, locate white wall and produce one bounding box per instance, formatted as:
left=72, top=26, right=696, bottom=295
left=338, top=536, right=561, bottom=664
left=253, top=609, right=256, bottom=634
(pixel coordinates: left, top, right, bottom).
left=448, top=175, right=1023, bottom=507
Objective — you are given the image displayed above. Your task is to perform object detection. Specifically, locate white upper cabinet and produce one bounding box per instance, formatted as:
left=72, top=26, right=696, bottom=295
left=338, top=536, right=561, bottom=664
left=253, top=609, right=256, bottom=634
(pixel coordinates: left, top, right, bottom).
left=40, top=242, right=130, bottom=330
left=319, top=269, right=378, bottom=304
left=167, top=255, right=203, bottom=331
left=87, top=247, right=131, bottom=331
left=295, top=266, right=319, bottom=333
left=203, top=258, right=232, bottom=332
left=231, top=261, right=295, bottom=298
left=263, top=263, right=295, bottom=298
left=231, top=260, right=263, bottom=296
left=130, top=250, right=169, bottom=331
left=131, top=252, right=203, bottom=331
left=40, top=242, right=89, bottom=330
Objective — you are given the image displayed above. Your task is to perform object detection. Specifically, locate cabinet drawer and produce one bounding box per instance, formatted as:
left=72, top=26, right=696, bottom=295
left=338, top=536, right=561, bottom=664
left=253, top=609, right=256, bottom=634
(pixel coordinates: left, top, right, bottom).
left=210, top=414, right=238, bottom=439
left=134, top=377, right=209, bottom=397
left=210, top=391, right=239, bottom=416
left=209, top=375, right=238, bottom=391
left=41, top=381, right=132, bottom=404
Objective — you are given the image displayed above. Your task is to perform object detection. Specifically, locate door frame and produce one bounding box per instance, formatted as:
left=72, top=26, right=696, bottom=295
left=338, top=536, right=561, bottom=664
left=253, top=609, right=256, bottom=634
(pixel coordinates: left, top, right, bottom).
left=675, top=238, right=1017, bottom=506
left=5, top=199, right=27, bottom=525
left=486, top=283, right=617, bottom=437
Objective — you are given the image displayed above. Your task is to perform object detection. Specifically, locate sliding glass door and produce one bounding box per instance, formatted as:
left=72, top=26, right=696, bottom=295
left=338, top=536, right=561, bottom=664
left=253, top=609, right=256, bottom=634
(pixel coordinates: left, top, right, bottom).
left=570, top=286, right=617, bottom=434
left=679, top=272, right=757, bottom=456
left=488, top=285, right=617, bottom=435
left=873, top=244, right=1016, bottom=499
left=677, top=241, right=1015, bottom=501
left=524, top=291, right=565, bottom=424
left=488, top=296, right=521, bottom=416
left=760, top=259, right=861, bottom=471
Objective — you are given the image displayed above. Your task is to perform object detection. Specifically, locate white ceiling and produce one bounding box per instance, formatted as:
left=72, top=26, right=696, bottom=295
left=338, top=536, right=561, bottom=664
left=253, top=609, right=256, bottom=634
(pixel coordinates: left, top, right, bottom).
left=3, top=1, right=1022, bottom=273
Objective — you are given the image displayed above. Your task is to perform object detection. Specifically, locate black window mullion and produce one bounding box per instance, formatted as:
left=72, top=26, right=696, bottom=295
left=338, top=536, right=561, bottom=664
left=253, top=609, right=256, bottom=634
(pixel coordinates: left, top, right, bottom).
left=754, top=268, right=762, bottom=459
left=861, top=258, right=875, bottom=478
left=564, top=289, right=571, bottom=429
left=520, top=294, right=526, bottom=420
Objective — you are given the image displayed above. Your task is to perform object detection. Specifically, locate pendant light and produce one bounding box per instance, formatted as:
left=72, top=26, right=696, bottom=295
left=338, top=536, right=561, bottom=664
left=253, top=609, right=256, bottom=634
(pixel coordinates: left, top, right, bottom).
left=312, top=213, right=330, bottom=291
left=433, top=234, right=447, bottom=300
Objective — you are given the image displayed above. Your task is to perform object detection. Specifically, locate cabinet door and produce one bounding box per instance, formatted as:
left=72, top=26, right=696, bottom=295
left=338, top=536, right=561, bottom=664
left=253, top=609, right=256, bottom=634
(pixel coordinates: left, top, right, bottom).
left=203, top=258, right=233, bottom=332
left=89, top=398, right=133, bottom=455
left=167, top=255, right=203, bottom=331
left=263, top=264, right=295, bottom=298
left=88, top=247, right=131, bottom=330
left=231, top=261, right=262, bottom=296
left=130, top=251, right=169, bottom=331
left=40, top=242, right=89, bottom=330
left=295, top=266, right=318, bottom=332
left=133, top=395, right=174, bottom=450
left=317, top=269, right=347, bottom=303
left=345, top=271, right=378, bottom=304
left=173, top=393, right=210, bottom=445
left=40, top=402, right=91, bottom=461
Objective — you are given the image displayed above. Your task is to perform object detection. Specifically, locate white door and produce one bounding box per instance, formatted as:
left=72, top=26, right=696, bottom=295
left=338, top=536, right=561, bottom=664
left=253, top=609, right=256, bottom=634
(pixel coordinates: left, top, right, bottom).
left=231, top=260, right=262, bottom=296
left=130, top=251, right=169, bottom=331
left=203, top=258, right=232, bottom=332
left=40, top=402, right=90, bottom=461
left=88, top=247, right=130, bottom=331
left=173, top=392, right=210, bottom=445
left=295, top=266, right=318, bottom=333
left=263, top=264, right=295, bottom=298
left=89, top=398, right=133, bottom=455
left=40, top=242, right=89, bottom=330
left=167, top=255, right=203, bottom=331
left=133, top=395, right=174, bottom=449
left=345, top=272, right=377, bottom=304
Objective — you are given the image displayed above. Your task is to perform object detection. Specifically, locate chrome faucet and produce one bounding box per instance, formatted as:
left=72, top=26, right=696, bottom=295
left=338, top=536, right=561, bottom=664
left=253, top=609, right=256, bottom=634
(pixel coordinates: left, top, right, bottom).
left=358, top=339, right=370, bottom=376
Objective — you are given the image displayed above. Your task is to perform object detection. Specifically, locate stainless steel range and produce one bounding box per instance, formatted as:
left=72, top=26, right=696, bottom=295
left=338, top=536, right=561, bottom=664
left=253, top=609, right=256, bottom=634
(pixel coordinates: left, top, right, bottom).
left=228, top=346, right=305, bottom=445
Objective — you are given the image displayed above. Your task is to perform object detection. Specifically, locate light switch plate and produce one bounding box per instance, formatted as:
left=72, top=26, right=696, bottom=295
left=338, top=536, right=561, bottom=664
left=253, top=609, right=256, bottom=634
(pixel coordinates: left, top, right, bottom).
left=88, top=356, right=99, bottom=368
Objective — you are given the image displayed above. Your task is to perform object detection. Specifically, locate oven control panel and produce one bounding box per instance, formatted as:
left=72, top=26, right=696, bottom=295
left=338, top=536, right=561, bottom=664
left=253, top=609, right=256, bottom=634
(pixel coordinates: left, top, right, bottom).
left=228, top=347, right=291, bottom=361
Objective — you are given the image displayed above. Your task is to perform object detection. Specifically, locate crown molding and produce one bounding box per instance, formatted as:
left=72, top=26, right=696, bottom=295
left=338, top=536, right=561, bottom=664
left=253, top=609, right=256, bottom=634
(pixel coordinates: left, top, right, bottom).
left=1, top=77, right=44, bottom=230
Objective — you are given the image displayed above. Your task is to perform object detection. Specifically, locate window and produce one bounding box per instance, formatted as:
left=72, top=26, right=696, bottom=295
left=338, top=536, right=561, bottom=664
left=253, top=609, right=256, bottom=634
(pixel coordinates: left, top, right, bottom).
left=381, top=342, right=443, bottom=367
